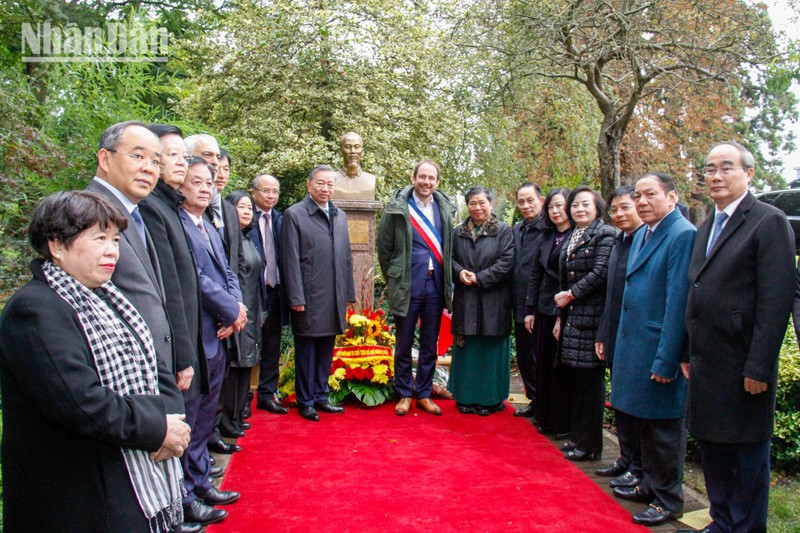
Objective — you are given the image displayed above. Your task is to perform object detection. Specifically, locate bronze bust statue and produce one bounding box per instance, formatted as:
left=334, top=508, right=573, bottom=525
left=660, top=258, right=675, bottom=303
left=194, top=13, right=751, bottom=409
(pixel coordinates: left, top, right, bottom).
left=333, top=132, right=376, bottom=201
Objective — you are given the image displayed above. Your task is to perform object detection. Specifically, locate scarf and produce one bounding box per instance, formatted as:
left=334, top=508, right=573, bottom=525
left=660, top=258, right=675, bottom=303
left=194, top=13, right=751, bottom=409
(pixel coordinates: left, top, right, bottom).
left=567, top=226, right=586, bottom=256
left=41, top=261, right=184, bottom=533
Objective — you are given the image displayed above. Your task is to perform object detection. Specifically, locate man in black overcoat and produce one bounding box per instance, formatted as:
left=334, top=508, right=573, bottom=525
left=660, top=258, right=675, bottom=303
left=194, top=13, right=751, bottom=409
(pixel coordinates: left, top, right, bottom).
left=684, top=141, right=795, bottom=533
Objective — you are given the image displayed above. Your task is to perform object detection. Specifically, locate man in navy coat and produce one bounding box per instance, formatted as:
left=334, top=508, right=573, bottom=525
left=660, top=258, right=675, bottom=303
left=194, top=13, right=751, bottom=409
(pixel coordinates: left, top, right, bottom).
left=610, top=173, right=696, bottom=526
left=685, top=142, right=794, bottom=533
left=179, top=158, right=247, bottom=526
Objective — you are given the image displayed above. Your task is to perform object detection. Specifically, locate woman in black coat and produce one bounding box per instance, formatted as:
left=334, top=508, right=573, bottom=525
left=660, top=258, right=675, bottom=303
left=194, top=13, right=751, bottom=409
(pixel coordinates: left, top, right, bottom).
left=450, top=186, right=515, bottom=415
left=524, top=187, right=573, bottom=435
left=220, top=190, right=266, bottom=435
left=0, top=191, right=190, bottom=533
left=554, top=185, right=615, bottom=461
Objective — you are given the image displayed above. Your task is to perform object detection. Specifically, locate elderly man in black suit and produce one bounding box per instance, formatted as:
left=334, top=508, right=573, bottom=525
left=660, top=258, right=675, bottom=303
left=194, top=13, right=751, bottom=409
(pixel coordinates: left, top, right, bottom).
left=684, top=141, right=795, bottom=533
left=281, top=165, right=355, bottom=422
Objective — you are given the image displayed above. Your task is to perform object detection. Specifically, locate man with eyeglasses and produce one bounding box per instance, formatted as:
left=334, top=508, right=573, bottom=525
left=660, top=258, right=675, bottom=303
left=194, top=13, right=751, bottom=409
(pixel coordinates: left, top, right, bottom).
left=86, top=121, right=183, bottom=387
left=249, top=173, right=289, bottom=415
left=683, top=141, right=795, bottom=533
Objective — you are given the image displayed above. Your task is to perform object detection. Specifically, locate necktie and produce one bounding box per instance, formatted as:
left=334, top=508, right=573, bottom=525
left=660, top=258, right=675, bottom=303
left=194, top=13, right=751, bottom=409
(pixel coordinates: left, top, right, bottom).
left=262, top=213, right=278, bottom=287
left=643, top=228, right=653, bottom=243
left=130, top=206, right=147, bottom=248
left=197, top=221, right=212, bottom=251
left=707, top=212, right=729, bottom=252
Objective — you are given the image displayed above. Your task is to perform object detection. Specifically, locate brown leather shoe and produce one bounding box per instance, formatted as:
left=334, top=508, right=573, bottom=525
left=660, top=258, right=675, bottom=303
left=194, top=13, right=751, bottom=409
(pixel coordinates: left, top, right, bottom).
left=417, top=397, right=442, bottom=416
left=395, top=397, right=412, bottom=416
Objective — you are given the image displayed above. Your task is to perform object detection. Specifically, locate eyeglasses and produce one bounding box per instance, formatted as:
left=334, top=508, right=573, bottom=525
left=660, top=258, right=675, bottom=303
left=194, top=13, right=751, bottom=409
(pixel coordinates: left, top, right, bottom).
left=161, top=151, right=191, bottom=164
left=702, top=166, right=744, bottom=177
left=255, top=188, right=280, bottom=195
left=107, top=149, right=159, bottom=168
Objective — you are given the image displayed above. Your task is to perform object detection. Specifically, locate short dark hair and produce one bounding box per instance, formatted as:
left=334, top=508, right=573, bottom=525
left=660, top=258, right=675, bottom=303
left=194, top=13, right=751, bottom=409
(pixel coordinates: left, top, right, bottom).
left=637, top=172, right=676, bottom=194
left=308, top=164, right=336, bottom=182
left=607, top=185, right=635, bottom=206
left=516, top=182, right=542, bottom=198
left=220, top=148, right=232, bottom=166
left=566, top=185, right=606, bottom=225
left=148, top=123, right=184, bottom=139
left=413, top=159, right=440, bottom=180
left=98, top=120, right=148, bottom=151
left=187, top=156, right=215, bottom=178
left=542, top=187, right=572, bottom=232
left=465, top=185, right=493, bottom=203
left=29, top=191, right=128, bottom=260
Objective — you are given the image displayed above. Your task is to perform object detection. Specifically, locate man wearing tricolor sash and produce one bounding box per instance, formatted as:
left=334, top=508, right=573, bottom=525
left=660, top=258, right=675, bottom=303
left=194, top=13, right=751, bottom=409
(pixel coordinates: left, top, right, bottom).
left=378, top=160, right=456, bottom=416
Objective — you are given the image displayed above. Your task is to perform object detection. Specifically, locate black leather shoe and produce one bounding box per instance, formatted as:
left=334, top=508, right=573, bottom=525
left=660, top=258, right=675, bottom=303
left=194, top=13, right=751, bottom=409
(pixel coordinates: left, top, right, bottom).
left=609, top=471, right=641, bottom=488
left=476, top=402, right=507, bottom=416
left=559, top=440, right=578, bottom=452
left=209, top=465, right=223, bottom=478
left=315, top=401, right=345, bottom=413
left=241, top=422, right=251, bottom=430
left=242, top=403, right=252, bottom=419
left=564, top=448, right=598, bottom=461
left=257, top=398, right=289, bottom=414
left=196, top=486, right=241, bottom=505
left=596, top=460, right=627, bottom=477
left=183, top=500, right=227, bottom=525
left=555, top=432, right=572, bottom=440
left=299, top=405, right=320, bottom=421
left=220, top=428, right=245, bottom=438
left=513, top=403, right=535, bottom=417
left=632, top=503, right=679, bottom=526
left=207, top=438, right=241, bottom=454
left=180, top=523, right=205, bottom=533
left=209, top=455, right=216, bottom=465
left=613, top=485, right=652, bottom=503
left=456, top=403, right=476, bottom=414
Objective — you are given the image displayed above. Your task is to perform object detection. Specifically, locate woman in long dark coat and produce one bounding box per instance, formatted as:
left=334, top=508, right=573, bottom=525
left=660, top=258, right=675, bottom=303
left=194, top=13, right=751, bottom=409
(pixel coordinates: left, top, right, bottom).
left=450, top=186, right=515, bottom=415
left=524, top=187, right=573, bottom=435
left=554, top=185, right=615, bottom=461
left=0, top=191, right=190, bottom=533
left=220, top=190, right=265, bottom=435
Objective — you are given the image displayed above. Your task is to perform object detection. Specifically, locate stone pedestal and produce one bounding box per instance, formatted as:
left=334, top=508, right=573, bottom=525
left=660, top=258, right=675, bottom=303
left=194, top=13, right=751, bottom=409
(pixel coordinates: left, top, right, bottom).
left=334, top=199, right=382, bottom=310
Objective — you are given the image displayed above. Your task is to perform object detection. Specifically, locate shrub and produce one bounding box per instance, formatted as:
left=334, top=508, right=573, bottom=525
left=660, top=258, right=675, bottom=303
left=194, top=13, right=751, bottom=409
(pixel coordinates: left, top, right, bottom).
left=773, top=320, right=800, bottom=473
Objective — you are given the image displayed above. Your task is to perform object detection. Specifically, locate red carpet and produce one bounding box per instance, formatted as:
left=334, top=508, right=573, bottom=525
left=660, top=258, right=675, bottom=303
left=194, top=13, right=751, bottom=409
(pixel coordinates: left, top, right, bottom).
left=207, top=400, right=647, bottom=532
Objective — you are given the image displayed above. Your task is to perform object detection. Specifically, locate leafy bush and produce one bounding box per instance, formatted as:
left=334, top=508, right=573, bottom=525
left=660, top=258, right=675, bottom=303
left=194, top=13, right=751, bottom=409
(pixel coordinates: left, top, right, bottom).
left=772, top=320, right=800, bottom=473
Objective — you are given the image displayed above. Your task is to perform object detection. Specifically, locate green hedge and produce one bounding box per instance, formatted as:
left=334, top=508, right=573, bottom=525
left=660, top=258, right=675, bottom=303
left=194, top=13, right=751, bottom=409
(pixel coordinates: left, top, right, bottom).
left=772, top=320, right=800, bottom=473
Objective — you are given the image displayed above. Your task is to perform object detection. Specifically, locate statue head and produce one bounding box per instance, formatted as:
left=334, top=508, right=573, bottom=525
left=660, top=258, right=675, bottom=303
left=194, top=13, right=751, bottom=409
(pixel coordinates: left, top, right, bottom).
left=339, top=132, right=364, bottom=178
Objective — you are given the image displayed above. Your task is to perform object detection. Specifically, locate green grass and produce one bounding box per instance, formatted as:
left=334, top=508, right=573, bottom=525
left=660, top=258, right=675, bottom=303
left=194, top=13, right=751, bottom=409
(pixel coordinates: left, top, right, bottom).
left=769, top=474, right=800, bottom=532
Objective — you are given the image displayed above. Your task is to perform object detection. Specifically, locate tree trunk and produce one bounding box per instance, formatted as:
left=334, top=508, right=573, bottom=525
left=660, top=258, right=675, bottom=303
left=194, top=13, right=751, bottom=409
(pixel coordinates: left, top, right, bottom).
left=597, top=116, right=623, bottom=199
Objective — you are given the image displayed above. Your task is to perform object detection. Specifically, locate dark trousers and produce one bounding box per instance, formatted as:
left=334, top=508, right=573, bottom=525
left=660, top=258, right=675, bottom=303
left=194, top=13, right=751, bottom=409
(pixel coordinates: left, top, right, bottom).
left=567, top=366, right=605, bottom=455
left=257, top=286, right=283, bottom=402
left=393, top=276, right=443, bottom=399
left=532, top=312, right=571, bottom=433
left=220, top=366, right=253, bottom=432
left=181, top=347, right=226, bottom=504
left=699, top=438, right=770, bottom=533
left=294, top=335, right=335, bottom=406
left=638, top=416, right=687, bottom=513
left=615, top=408, right=642, bottom=477
left=514, top=321, right=536, bottom=401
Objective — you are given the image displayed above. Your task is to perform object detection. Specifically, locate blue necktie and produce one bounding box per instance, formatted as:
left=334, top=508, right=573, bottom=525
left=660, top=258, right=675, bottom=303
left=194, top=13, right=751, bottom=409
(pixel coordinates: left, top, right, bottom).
left=131, top=206, right=147, bottom=248
left=707, top=212, right=729, bottom=253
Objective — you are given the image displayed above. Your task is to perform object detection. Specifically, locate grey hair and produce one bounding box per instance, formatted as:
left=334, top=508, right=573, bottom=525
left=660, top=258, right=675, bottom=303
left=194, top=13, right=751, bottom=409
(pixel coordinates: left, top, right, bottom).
left=98, top=120, right=148, bottom=151
left=184, top=134, right=218, bottom=155
left=307, top=164, right=336, bottom=182
left=252, top=174, right=279, bottom=189
left=465, top=185, right=493, bottom=203
left=708, top=140, right=755, bottom=169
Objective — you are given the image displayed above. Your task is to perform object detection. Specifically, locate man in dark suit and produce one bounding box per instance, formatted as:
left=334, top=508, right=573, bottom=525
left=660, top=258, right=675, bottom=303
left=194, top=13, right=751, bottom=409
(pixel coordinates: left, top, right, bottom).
left=250, top=173, right=290, bottom=415
left=138, top=124, right=207, bottom=401
left=282, top=165, right=355, bottom=422
left=685, top=141, right=795, bottom=533
left=178, top=158, right=247, bottom=526
left=86, top=122, right=182, bottom=408
left=509, top=183, right=544, bottom=417
left=594, top=186, right=644, bottom=488
left=377, top=160, right=456, bottom=416
left=609, top=173, right=696, bottom=526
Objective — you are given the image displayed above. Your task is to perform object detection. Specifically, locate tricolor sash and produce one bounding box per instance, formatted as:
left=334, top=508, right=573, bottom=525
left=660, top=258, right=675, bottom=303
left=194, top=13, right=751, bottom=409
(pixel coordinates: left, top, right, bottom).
left=409, top=198, right=444, bottom=265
